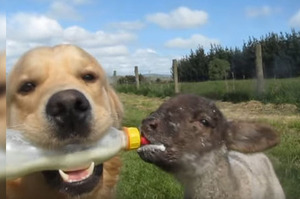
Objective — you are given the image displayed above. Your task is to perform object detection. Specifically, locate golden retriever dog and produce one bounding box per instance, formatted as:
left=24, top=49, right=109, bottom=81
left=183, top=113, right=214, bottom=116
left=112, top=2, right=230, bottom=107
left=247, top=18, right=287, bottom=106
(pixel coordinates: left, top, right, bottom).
left=6, top=45, right=123, bottom=199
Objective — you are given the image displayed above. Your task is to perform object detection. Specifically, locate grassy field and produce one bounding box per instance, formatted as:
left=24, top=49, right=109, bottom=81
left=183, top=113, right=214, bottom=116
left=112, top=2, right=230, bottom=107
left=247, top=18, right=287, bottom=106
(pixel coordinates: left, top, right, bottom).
left=115, top=77, right=300, bottom=108
left=115, top=93, right=300, bottom=199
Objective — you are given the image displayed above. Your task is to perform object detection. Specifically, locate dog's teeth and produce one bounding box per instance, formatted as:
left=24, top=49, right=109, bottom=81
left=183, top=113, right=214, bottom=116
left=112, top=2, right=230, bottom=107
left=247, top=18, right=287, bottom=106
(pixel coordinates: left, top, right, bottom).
left=86, top=162, right=94, bottom=177
left=59, top=162, right=95, bottom=183
left=59, top=169, right=69, bottom=182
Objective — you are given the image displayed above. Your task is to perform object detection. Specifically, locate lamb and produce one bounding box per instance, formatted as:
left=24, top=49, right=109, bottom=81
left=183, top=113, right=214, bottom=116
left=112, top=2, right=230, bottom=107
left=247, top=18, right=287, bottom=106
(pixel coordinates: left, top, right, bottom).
left=137, top=94, right=285, bottom=199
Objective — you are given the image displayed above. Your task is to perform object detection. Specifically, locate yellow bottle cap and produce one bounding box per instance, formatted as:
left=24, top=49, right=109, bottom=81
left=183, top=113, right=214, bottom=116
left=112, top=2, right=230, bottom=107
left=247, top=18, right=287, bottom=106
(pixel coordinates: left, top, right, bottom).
left=123, top=127, right=141, bottom=150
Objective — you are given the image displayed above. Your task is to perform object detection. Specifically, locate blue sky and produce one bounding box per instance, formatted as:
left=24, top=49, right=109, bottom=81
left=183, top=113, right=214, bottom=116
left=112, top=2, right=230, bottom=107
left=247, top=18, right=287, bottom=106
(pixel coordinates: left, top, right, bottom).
left=1, top=0, right=300, bottom=75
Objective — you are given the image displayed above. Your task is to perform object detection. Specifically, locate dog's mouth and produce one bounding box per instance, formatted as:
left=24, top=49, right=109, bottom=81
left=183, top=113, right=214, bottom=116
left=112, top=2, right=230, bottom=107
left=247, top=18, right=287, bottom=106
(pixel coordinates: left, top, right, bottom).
left=42, top=162, right=103, bottom=196
left=58, top=162, right=95, bottom=183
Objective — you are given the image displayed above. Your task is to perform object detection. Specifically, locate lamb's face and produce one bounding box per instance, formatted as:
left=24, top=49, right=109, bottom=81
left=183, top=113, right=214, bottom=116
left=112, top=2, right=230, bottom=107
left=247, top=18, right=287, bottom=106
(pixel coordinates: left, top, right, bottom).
left=138, top=94, right=227, bottom=172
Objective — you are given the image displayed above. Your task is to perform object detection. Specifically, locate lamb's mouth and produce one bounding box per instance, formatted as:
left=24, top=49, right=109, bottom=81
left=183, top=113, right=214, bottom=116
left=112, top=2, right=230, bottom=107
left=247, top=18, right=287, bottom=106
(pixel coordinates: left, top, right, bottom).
left=42, top=162, right=103, bottom=196
left=137, top=144, right=166, bottom=152
left=137, top=133, right=166, bottom=156
left=138, top=132, right=166, bottom=152
left=137, top=141, right=168, bottom=169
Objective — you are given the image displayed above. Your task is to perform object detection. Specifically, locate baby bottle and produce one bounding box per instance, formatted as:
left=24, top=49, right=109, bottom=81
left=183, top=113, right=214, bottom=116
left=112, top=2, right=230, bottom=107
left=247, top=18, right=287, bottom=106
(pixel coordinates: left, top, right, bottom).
left=3, top=127, right=149, bottom=180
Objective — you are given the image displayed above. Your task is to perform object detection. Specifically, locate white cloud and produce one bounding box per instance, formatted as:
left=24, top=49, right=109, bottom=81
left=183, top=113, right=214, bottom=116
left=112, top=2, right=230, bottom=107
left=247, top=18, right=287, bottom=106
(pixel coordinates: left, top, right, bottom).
left=63, top=26, right=90, bottom=41
left=146, top=6, right=208, bottom=29
left=289, top=9, right=300, bottom=28
left=6, top=40, right=41, bottom=67
left=6, top=40, right=37, bottom=58
left=7, top=13, right=63, bottom=42
left=6, top=13, right=172, bottom=75
left=40, top=0, right=92, bottom=21
left=165, top=34, right=219, bottom=49
left=108, top=20, right=145, bottom=31
left=48, top=1, right=82, bottom=21
left=245, top=6, right=280, bottom=18
left=87, top=45, right=129, bottom=57
left=134, top=48, right=157, bottom=56
left=71, top=0, right=91, bottom=5
left=63, top=26, right=136, bottom=47
left=7, top=14, right=136, bottom=46
left=100, top=48, right=173, bottom=76
left=0, top=14, right=6, bottom=49
left=32, top=0, right=91, bottom=5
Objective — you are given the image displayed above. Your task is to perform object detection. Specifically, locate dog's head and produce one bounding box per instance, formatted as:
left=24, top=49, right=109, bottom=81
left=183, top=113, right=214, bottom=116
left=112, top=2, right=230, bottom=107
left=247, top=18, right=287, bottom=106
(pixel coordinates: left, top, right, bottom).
left=138, top=94, right=279, bottom=172
left=7, top=45, right=123, bottom=196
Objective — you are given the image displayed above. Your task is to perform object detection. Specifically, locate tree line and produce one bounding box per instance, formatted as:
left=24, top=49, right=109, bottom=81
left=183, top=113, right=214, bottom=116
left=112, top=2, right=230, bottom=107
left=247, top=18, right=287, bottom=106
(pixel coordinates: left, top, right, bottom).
left=174, top=29, right=300, bottom=82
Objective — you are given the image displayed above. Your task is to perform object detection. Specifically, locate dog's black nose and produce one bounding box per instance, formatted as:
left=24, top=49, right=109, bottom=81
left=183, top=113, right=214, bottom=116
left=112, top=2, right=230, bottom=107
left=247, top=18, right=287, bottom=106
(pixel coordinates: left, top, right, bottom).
left=46, top=89, right=91, bottom=138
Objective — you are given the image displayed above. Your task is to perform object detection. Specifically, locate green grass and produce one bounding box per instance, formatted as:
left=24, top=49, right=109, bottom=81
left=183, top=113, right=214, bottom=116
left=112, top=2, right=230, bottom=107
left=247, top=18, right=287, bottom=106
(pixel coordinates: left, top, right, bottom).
left=115, top=93, right=300, bottom=199
left=115, top=82, right=174, bottom=98
left=115, top=77, right=300, bottom=108
left=116, top=151, right=183, bottom=199
left=115, top=94, right=183, bottom=199
left=265, top=119, right=300, bottom=199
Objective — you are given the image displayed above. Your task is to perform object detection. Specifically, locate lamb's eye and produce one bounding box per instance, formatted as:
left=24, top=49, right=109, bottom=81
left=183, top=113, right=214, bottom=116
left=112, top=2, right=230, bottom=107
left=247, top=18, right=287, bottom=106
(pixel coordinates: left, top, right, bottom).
left=18, top=82, right=36, bottom=94
left=200, top=119, right=209, bottom=127
left=82, top=74, right=96, bottom=82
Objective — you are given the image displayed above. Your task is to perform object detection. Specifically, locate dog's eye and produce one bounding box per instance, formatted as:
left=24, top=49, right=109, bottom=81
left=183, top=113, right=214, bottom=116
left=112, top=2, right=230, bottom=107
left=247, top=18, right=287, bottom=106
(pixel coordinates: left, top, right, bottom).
left=18, top=82, right=36, bottom=94
left=82, top=74, right=96, bottom=82
left=200, top=119, right=209, bottom=127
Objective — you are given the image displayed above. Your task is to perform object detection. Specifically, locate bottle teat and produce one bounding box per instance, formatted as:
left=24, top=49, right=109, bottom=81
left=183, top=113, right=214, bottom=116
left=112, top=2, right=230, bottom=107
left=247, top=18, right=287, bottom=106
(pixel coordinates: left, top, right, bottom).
left=123, top=127, right=150, bottom=150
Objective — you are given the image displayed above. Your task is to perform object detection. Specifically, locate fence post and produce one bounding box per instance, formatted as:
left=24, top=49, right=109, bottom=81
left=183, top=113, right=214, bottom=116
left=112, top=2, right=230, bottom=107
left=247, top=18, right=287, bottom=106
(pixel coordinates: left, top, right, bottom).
left=112, top=70, right=117, bottom=86
left=173, top=59, right=179, bottom=94
left=134, top=66, right=140, bottom=90
left=255, top=43, right=265, bottom=95
left=231, top=72, right=235, bottom=91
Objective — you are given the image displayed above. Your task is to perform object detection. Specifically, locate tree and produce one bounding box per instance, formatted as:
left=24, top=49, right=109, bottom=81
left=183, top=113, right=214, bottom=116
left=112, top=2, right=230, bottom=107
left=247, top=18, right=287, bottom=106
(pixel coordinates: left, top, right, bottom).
left=174, top=30, right=300, bottom=81
left=174, top=46, right=209, bottom=82
left=208, top=58, right=230, bottom=80
left=117, top=74, right=145, bottom=84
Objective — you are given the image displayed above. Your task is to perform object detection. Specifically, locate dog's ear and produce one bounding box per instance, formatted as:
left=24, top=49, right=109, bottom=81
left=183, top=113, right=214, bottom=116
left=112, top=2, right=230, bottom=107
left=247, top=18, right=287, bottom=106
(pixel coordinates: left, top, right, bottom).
left=225, top=121, right=280, bottom=153
left=107, top=87, right=123, bottom=127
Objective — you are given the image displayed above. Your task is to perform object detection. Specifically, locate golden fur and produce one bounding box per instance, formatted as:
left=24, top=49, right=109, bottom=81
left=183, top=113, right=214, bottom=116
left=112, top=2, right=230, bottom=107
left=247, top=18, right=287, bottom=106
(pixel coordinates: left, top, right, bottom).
left=6, top=45, right=123, bottom=199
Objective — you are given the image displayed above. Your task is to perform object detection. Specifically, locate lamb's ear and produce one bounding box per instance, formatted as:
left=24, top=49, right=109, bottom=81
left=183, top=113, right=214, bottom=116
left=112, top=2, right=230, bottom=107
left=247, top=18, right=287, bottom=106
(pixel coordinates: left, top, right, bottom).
left=225, top=121, right=280, bottom=153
